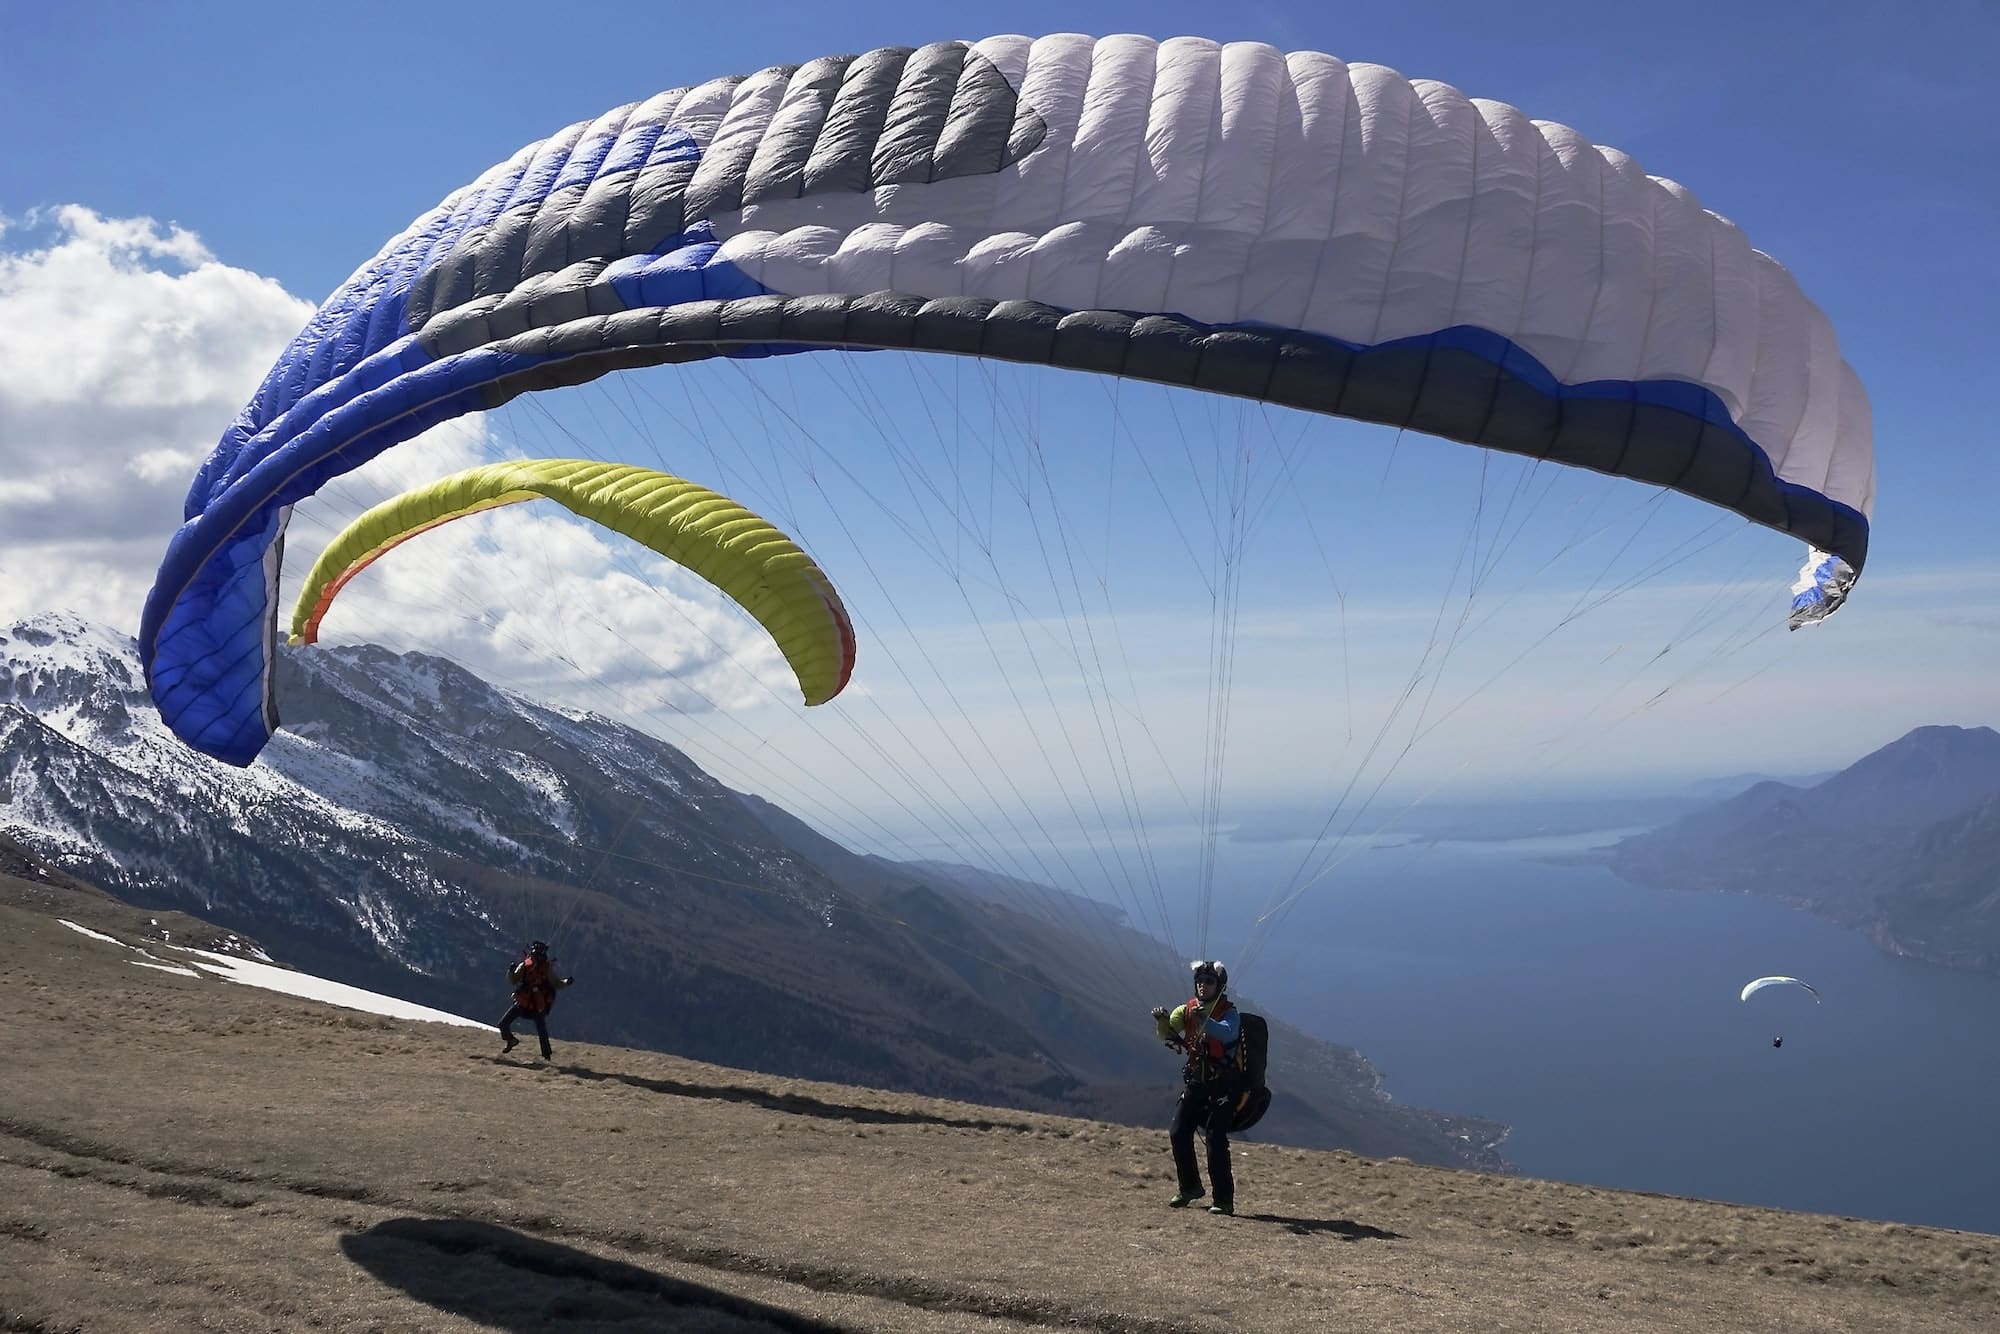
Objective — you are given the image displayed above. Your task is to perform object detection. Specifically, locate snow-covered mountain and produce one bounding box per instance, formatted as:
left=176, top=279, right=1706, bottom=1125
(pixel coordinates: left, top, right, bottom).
left=2, top=612, right=806, bottom=975
left=0, top=609, right=1509, bottom=1168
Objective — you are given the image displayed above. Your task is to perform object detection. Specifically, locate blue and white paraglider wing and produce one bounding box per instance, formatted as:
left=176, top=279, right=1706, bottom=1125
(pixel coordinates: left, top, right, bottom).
left=140, top=34, right=1876, bottom=765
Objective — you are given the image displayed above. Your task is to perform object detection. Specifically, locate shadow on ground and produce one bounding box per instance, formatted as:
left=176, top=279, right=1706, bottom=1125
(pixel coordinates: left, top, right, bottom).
left=1242, top=1213, right=1403, bottom=1241
left=341, top=1216, right=849, bottom=1333
left=479, top=1054, right=1040, bottom=1132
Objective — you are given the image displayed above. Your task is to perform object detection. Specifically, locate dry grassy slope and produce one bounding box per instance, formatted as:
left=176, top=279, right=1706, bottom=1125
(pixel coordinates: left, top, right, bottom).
left=2, top=867, right=1994, bottom=1334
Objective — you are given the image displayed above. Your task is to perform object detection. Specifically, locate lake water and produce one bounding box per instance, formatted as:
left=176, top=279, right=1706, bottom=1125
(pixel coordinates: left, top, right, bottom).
left=1148, top=831, right=2000, bottom=1237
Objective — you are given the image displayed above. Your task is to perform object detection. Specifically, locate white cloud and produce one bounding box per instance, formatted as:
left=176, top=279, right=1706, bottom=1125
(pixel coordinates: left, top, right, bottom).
left=0, top=206, right=809, bottom=731
left=0, top=540, right=169, bottom=633
left=0, top=206, right=316, bottom=619
left=0, top=477, right=55, bottom=506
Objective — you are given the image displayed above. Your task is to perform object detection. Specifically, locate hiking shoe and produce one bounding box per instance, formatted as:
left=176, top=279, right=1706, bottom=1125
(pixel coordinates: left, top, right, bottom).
left=1208, top=1203, right=1234, bottom=1216
left=1168, top=1191, right=1205, bottom=1208
left=540, top=1049, right=554, bottom=1061
left=501, top=1037, right=519, bottom=1053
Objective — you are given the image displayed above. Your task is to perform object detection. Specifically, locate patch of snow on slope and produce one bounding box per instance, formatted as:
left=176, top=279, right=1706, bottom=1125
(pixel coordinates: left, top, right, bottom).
left=56, top=917, right=485, bottom=1027
left=7, top=813, right=95, bottom=862
left=258, top=732, right=417, bottom=840
left=173, top=946, right=488, bottom=1027
left=494, top=752, right=576, bottom=836
left=347, top=889, right=410, bottom=953
left=369, top=650, right=452, bottom=714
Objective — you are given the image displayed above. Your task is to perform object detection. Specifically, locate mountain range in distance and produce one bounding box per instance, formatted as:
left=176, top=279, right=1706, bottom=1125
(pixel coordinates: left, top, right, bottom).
left=1591, top=724, right=2000, bottom=974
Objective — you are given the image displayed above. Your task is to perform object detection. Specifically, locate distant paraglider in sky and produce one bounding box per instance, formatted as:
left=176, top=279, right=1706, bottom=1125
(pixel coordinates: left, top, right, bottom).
left=1741, top=975, right=1820, bottom=1049
left=288, top=458, right=856, bottom=708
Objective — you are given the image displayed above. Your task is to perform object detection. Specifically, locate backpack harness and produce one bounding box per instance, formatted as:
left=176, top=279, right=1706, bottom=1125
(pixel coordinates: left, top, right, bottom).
left=508, top=955, right=558, bottom=1015
left=1175, top=996, right=1272, bottom=1133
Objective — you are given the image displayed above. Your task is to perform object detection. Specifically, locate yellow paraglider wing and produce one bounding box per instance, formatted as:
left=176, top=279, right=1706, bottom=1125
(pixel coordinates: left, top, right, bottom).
left=288, top=458, right=855, bottom=706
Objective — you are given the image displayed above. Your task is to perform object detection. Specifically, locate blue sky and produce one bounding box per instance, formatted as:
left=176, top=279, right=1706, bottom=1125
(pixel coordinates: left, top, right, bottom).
left=4, top=1, right=1997, bottom=901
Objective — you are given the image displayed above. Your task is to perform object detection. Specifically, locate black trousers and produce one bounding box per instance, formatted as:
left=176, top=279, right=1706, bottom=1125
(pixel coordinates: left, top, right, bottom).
left=499, top=1004, right=551, bottom=1056
left=1170, top=1081, right=1237, bottom=1207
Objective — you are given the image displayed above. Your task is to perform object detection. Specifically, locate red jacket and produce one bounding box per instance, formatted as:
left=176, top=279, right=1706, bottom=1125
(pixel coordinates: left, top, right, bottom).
left=510, top=956, right=561, bottom=1015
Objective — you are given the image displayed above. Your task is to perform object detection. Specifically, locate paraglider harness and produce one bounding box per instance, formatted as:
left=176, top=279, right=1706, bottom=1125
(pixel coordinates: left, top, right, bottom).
left=1233, top=1011, right=1270, bottom=1131
left=507, top=948, right=561, bottom=1016
left=1169, top=997, right=1271, bottom=1133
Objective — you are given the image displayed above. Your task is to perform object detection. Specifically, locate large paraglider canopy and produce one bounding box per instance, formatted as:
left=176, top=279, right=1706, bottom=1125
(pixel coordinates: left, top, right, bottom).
left=141, top=33, right=1873, bottom=768
left=289, top=458, right=855, bottom=707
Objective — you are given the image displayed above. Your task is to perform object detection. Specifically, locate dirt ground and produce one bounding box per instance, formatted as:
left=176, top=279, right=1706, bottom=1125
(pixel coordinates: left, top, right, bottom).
left=3, top=881, right=1993, bottom=1333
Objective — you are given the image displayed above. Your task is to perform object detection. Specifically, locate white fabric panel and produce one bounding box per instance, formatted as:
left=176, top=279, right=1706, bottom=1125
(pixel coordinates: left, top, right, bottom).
left=1785, top=288, right=1842, bottom=493
left=1171, top=229, right=1259, bottom=327
left=1510, top=121, right=1605, bottom=384
left=1126, top=38, right=1217, bottom=227
left=1242, top=54, right=1352, bottom=327
left=889, top=222, right=968, bottom=294
left=1827, top=368, right=1875, bottom=514
left=1299, top=63, right=1414, bottom=343
left=1375, top=79, right=1479, bottom=343
left=1640, top=178, right=1723, bottom=392
left=1240, top=239, right=1325, bottom=331
left=1062, top=35, right=1156, bottom=225
left=960, top=229, right=1040, bottom=300
left=731, top=225, right=841, bottom=295
left=1096, top=225, right=1179, bottom=313
left=1698, top=203, right=1760, bottom=420
left=998, top=34, right=1094, bottom=235
left=1450, top=99, right=1540, bottom=343
left=876, top=175, right=1000, bottom=230
left=828, top=222, right=903, bottom=296
left=968, top=34, right=1032, bottom=89
left=1201, top=43, right=1285, bottom=238
left=1024, top=221, right=1126, bottom=311
left=1265, top=53, right=1352, bottom=242
left=1567, top=146, right=1657, bottom=384
left=695, top=33, right=1869, bottom=517
left=1742, top=254, right=1815, bottom=471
